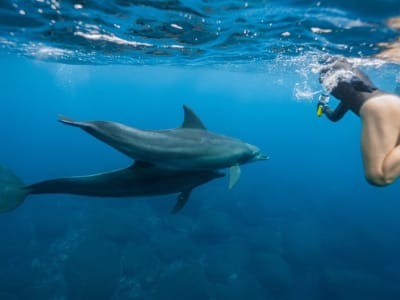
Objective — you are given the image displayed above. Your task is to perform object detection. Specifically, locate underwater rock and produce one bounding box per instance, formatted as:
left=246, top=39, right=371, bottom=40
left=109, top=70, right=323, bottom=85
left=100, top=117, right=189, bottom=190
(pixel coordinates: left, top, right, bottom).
left=320, top=267, right=400, bottom=300
left=64, top=238, right=120, bottom=300
left=32, top=212, right=69, bottom=241
left=151, top=231, right=197, bottom=262
left=230, top=184, right=302, bottom=227
left=162, top=214, right=193, bottom=233
left=215, top=272, right=266, bottom=300
left=228, top=192, right=270, bottom=226
left=28, top=198, right=77, bottom=241
left=0, top=292, right=19, bottom=300
left=320, top=216, right=397, bottom=274
left=204, top=240, right=250, bottom=284
left=111, top=276, right=157, bottom=300
left=281, top=219, right=322, bottom=270
left=91, top=208, right=148, bottom=244
left=193, top=210, right=233, bottom=243
left=155, top=262, right=211, bottom=300
left=251, top=251, right=293, bottom=298
left=0, top=215, right=34, bottom=261
left=0, top=260, right=36, bottom=292
left=246, top=224, right=283, bottom=254
left=121, top=242, right=161, bottom=287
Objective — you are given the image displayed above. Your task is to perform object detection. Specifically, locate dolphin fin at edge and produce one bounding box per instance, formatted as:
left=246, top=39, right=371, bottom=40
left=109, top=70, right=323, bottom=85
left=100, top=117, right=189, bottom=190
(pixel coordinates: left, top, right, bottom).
left=171, top=189, right=193, bottom=214
left=228, top=164, right=241, bottom=189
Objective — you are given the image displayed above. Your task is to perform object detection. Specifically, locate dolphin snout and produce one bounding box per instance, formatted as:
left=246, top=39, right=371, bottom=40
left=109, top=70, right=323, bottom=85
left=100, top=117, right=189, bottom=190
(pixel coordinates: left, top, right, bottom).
left=246, top=144, right=269, bottom=162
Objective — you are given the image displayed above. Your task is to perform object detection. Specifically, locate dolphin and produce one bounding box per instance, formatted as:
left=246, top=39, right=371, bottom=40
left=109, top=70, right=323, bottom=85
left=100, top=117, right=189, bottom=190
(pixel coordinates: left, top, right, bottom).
left=0, top=162, right=224, bottom=214
left=58, top=105, right=268, bottom=188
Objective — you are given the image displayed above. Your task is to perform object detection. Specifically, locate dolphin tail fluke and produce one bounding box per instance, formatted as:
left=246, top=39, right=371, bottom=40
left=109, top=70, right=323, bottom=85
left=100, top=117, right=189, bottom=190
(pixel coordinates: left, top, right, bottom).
left=0, top=164, right=29, bottom=213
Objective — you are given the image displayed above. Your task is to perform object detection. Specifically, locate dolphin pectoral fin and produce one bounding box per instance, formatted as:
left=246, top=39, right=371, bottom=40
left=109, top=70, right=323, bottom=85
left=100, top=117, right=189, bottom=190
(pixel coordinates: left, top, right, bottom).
left=228, top=164, right=241, bottom=189
left=171, top=189, right=192, bottom=214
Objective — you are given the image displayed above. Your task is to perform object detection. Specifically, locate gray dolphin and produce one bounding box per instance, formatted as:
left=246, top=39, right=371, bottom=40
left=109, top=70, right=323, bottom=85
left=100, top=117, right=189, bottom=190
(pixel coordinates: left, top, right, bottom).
left=0, top=163, right=224, bottom=214
left=58, top=105, right=268, bottom=188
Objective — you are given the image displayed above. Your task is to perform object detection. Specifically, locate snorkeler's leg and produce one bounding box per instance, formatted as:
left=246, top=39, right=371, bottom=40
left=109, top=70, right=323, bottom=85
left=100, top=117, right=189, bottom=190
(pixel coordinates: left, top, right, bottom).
left=360, top=111, right=400, bottom=186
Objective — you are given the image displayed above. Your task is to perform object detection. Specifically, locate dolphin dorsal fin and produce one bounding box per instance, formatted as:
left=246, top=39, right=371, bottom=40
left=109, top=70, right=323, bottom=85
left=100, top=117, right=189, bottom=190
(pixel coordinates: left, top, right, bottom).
left=181, top=105, right=207, bottom=130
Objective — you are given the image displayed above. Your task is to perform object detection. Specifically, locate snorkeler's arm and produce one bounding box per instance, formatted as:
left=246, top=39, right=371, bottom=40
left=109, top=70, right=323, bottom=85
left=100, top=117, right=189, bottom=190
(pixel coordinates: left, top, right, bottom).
left=323, top=102, right=348, bottom=122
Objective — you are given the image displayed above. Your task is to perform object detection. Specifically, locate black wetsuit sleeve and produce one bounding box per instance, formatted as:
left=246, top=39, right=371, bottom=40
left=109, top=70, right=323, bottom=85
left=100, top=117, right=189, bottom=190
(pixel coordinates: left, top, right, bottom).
left=323, top=102, right=349, bottom=122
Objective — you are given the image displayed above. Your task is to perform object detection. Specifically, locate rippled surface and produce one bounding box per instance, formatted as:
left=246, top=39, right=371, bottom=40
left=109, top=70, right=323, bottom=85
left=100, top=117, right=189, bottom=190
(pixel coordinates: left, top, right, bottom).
left=0, top=0, right=399, bottom=66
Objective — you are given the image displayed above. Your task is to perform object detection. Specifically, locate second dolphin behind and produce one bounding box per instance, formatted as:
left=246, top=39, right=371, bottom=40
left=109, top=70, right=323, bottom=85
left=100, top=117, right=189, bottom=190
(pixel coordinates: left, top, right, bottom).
left=0, top=163, right=224, bottom=213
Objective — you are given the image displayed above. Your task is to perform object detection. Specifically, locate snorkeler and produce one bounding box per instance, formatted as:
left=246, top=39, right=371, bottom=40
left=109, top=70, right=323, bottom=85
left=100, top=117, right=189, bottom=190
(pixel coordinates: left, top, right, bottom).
left=317, top=57, right=400, bottom=186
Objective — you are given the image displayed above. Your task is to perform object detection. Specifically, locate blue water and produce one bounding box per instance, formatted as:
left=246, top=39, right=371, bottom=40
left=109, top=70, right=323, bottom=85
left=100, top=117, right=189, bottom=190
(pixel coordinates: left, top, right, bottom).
left=1, top=1, right=400, bottom=299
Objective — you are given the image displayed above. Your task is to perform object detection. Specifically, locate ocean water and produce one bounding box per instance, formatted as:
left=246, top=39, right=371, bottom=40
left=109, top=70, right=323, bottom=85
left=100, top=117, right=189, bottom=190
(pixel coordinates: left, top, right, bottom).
left=1, top=0, right=400, bottom=299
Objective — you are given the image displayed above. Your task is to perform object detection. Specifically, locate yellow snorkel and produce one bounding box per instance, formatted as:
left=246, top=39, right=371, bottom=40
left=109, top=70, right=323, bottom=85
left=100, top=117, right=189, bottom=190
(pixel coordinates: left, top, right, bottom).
left=317, top=94, right=329, bottom=117
left=316, top=103, right=324, bottom=117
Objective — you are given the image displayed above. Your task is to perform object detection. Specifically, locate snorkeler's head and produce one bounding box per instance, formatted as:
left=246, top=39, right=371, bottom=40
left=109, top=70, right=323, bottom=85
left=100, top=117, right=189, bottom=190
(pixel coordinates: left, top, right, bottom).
left=319, top=57, right=377, bottom=101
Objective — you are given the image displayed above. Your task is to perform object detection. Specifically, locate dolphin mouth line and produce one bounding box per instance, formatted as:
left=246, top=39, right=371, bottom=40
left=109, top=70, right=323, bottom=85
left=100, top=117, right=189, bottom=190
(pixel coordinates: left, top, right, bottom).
left=258, top=154, right=269, bottom=160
